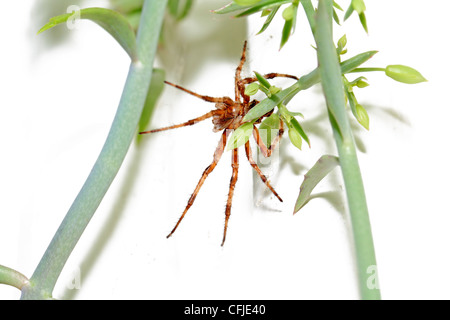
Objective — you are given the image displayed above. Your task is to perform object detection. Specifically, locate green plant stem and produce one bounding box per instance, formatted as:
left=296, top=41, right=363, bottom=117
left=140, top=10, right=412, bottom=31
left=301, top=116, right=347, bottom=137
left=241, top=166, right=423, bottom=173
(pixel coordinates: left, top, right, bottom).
left=314, top=0, right=380, bottom=299
left=0, top=264, right=29, bottom=291
left=349, top=67, right=386, bottom=73
left=21, top=0, right=167, bottom=300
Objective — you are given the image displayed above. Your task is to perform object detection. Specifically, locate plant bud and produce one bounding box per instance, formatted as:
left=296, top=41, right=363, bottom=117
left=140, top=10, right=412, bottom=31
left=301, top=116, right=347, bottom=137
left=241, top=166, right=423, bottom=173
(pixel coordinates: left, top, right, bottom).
left=385, top=65, right=427, bottom=84
left=282, top=5, right=295, bottom=21
left=245, top=82, right=259, bottom=96
left=355, top=104, right=369, bottom=130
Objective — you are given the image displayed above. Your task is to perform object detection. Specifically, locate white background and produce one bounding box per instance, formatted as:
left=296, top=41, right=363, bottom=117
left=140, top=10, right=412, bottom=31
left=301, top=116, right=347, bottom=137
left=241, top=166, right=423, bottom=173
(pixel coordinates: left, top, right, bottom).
left=0, top=0, right=449, bottom=299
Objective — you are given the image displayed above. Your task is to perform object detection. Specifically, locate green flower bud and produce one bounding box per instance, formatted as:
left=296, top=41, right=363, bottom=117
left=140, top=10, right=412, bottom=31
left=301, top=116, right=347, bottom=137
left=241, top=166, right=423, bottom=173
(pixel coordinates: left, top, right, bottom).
left=385, top=65, right=427, bottom=84
left=337, top=34, right=347, bottom=54
left=355, top=104, right=369, bottom=130
left=288, top=126, right=303, bottom=150
left=244, top=82, right=259, bottom=96
left=352, top=0, right=366, bottom=14
left=355, top=79, right=369, bottom=88
left=282, top=5, right=295, bottom=21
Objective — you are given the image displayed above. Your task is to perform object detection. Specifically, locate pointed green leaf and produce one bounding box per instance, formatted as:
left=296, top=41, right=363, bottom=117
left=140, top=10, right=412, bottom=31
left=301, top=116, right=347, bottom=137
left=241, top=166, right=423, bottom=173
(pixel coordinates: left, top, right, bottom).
left=235, top=0, right=291, bottom=17
left=257, top=5, right=280, bottom=34
left=288, top=126, right=302, bottom=150
left=340, top=50, right=378, bottom=73
left=294, top=155, right=340, bottom=213
left=333, top=1, right=343, bottom=11
left=38, top=7, right=138, bottom=61
left=212, top=2, right=247, bottom=14
left=332, top=8, right=341, bottom=25
left=358, top=11, right=368, bottom=33
left=343, top=3, right=354, bottom=20
left=226, top=122, right=254, bottom=150
left=385, top=65, right=427, bottom=84
left=290, top=117, right=310, bottom=147
left=234, top=0, right=262, bottom=5
left=254, top=71, right=272, bottom=89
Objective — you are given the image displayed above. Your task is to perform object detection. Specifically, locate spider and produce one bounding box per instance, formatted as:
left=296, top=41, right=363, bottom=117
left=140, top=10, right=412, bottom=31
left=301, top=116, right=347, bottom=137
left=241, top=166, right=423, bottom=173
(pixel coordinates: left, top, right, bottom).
left=140, top=41, right=298, bottom=245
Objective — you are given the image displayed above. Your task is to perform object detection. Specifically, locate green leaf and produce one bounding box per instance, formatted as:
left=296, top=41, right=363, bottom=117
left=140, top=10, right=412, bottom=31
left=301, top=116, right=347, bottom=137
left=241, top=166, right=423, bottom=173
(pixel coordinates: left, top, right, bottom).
left=294, top=155, right=340, bottom=213
left=257, top=5, right=280, bottom=34
left=137, top=68, right=166, bottom=143
left=340, top=50, right=378, bottom=73
left=38, top=7, right=138, bottom=61
left=280, top=15, right=293, bottom=49
left=254, top=71, right=272, bottom=89
left=235, top=0, right=291, bottom=17
left=226, top=122, right=254, bottom=150
left=212, top=2, right=247, bottom=14
left=290, top=117, right=310, bottom=147
left=280, top=2, right=298, bottom=49
left=358, top=11, right=368, bottom=33
left=288, top=126, right=302, bottom=150
left=343, top=3, right=354, bottom=20
left=333, top=1, right=343, bottom=11
left=234, top=0, right=262, bottom=5
left=259, top=113, right=281, bottom=148
left=385, top=65, right=427, bottom=84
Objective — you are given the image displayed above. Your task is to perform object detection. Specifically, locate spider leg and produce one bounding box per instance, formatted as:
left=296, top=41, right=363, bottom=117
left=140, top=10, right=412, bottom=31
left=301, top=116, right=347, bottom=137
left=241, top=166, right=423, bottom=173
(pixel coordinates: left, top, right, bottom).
left=244, top=140, right=283, bottom=202
left=252, top=120, right=284, bottom=158
left=235, top=41, right=247, bottom=101
left=240, top=73, right=299, bottom=86
left=139, top=110, right=217, bottom=134
left=222, top=147, right=239, bottom=246
left=164, top=81, right=234, bottom=105
left=166, top=130, right=228, bottom=239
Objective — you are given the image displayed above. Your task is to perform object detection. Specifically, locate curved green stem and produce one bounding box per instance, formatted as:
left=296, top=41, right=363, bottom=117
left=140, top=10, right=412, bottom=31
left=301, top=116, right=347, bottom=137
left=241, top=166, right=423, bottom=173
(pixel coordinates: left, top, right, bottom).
left=314, top=0, right=380, bottom=299
left=349, top=67, right=386, bottom=73
left=21, top=0, right=167, bottom=300
left=0, top=265, right=29, bottom=291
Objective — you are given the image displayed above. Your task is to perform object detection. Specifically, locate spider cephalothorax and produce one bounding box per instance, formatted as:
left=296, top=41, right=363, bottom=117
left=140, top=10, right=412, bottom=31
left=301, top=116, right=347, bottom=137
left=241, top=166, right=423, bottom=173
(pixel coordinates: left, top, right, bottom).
left=140, top=41, right=298, bottom=245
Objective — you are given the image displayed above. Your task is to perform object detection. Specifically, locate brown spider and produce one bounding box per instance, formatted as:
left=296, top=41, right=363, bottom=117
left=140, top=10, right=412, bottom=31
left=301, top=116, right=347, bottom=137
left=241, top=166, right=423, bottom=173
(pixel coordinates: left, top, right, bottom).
left=140, top=41, right=298, bottom=245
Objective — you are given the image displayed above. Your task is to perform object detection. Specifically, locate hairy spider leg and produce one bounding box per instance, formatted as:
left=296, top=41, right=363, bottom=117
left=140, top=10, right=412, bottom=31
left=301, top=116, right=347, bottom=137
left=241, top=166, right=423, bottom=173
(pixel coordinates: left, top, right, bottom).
left=166, top=130, right=229, bottom=239
left=252, top=120, right=285, bottom=158
left=139, top=111, right=216, bottom=134
left=164, top=81, right=234, bottom=105
left=244, top=140, right=283, bottom=202
left=222, top=147, right=239, bottom=246
left=235, top=41, right=247, bottom=101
